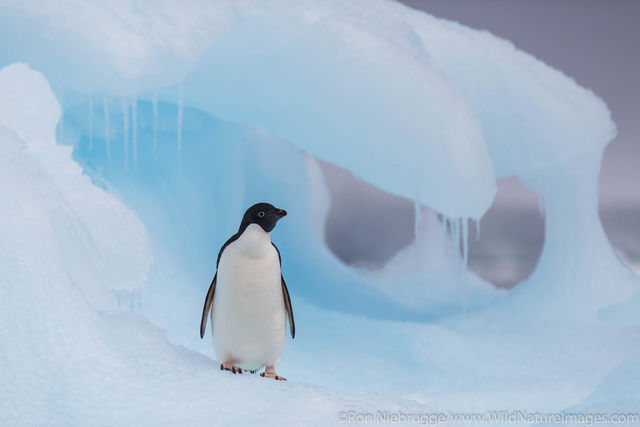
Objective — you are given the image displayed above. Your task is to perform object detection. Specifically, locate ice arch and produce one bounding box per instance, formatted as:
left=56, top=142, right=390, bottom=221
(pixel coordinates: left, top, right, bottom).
left=59, top=95, right=500, bottom=334
left=402, top=12, right=639, bottom=317
left=1, top=0, right=636, bottom=323
left=0, top=0, right=496, bottom=219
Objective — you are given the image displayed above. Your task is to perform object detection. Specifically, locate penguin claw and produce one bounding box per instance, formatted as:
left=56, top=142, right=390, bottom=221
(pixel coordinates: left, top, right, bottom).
left=260, top=371, right=287, bottom=381
left=221, top=362, right=242, bottom=374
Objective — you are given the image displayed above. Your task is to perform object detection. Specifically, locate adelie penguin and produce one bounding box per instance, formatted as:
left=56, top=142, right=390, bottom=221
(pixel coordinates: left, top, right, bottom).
left=200, top=203, right=295, bottom=380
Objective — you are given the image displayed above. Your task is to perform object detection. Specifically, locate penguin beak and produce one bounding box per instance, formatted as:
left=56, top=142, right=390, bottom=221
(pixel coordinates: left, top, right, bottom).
left=276, top=209, right=287, bottom=218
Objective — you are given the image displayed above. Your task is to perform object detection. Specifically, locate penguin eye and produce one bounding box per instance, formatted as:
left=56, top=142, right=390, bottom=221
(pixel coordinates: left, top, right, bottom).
left=257, top=211, right=265, bottom=218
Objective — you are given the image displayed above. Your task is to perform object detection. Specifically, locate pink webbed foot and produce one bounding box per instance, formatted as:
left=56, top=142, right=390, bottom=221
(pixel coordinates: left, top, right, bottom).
left=220, top=362, right=243, bottom=374
left=260, top=365, right=286, bottom=381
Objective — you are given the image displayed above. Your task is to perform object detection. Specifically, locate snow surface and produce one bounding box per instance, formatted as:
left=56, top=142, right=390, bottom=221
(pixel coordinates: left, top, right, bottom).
left=1, top=0, right=639, bottom=425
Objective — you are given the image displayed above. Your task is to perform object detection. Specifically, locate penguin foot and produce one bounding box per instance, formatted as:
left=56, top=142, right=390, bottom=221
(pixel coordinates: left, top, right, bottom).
left=220, top=362, right=243, bottom=374
left=260, top=371, right=286, bottom=381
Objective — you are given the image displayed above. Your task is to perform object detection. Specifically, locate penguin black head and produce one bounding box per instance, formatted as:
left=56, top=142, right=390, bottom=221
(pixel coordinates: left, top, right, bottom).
left=239, top=202, right=287, bottom=233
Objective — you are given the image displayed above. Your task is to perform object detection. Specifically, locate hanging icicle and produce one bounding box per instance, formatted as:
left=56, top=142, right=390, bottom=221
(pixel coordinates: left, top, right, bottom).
left=55, top=45, right=65, bottom=137
left=103, top=95, right=111, bottom=171
left=58, top=88, right=65, bottom=136
left=461, top=217, right=469, bottom=312
left=177, top=81, right=184, bottom=164
left=122, top=98, right=129, bottom=170
left=451, top=217, right=459, bottom=259
left=414, top=189, right=421, bottom=240
left=462, top=217, right=469, bottom=270
left=152, top=93, right=159, bottom=162
left=88, top=93, right=93, bottom=150
left=131, top=97, right=138, bottom=170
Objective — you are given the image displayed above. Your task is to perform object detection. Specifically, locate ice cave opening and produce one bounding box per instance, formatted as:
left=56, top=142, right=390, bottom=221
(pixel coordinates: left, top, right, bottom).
left=321, top=162, right=547, bottom=290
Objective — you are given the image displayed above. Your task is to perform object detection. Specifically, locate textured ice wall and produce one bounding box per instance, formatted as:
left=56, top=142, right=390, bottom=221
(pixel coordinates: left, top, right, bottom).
left=0, top=63, right=151, bottom=305
left=0, top=63, right=151, bottom=417
left=0, top=0, right=496, bottom=220
left=398, top=11, right=639, bottom=318
left=2, top=0, right=635, bottom=322
left=60, top=98, right=501, bottom=349
left=0, top=0, right=232, bottom=92
left=0, top=0, right=511, bottom=321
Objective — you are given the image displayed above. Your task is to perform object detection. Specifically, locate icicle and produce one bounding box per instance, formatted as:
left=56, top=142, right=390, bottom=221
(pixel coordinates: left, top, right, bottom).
left=152, top=93, right=159, bottom=161
left=131, top=97, right=138, bottom=170
left=451, top=218, right=462, bottom=275
left=414, top=189, right=421, bottom=240
left=461, top=217, right=469, bottom=312
left=88, top=93, right=93, bottom=150
left=177, top=81, right=184, bottom=163
left=450, top=218, right=459, bottom=254
left=58, top=86, right=65, bottom=137
left=122, top=98, right=129, bottom=170
left=103, top=95, right=111, bottom=171
left=462, top=218, right=469, bottom=270
left=446, top=217, right=454, bottom=264
left=55, top=46, right=64, bottom=136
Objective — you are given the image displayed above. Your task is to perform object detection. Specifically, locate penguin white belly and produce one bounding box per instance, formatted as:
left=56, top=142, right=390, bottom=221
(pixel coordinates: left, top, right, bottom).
left=211, top=224, right=286, bottom=370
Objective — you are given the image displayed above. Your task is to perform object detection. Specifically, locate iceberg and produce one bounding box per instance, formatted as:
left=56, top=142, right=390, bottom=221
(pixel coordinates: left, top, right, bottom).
left=0, top=0, right=638, bottom=424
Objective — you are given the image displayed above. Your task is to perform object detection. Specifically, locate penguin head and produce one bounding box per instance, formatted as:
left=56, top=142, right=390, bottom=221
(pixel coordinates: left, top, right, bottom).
left=240, top=202, right=287, bottom=233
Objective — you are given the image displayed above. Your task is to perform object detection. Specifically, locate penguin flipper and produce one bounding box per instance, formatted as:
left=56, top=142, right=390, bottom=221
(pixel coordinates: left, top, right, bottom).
left=281, top=275, right=295, bottom=339
left=272, top=243, right=295, bottom=339
left=200, top=273, right=217, bottom=339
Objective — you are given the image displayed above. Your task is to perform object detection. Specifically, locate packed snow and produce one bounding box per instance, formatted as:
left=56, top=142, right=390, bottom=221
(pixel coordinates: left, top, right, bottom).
left=0, top=0, right=639, bottom=425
